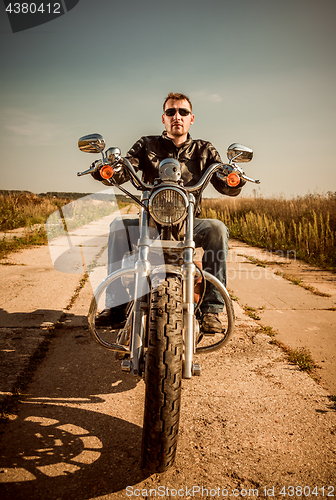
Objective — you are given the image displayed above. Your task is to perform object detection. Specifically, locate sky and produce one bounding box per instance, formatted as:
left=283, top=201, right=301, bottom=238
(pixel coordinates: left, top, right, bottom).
left=0, top=0, right=335, bottom=199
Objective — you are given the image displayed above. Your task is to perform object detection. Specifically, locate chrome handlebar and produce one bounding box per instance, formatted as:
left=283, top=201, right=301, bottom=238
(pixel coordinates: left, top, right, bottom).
left=241, top=174, right=260, bottom=184
left=77, top=164, right=99, bottom=177
left=77, top=156, right=260, bottom=187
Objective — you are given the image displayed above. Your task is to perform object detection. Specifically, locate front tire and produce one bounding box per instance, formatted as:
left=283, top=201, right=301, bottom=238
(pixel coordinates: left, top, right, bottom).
left=141, top=275, right=183, bottom=472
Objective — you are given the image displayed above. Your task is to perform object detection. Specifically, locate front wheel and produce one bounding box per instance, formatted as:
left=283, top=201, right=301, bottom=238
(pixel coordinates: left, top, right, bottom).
left=141, top=274, right=183, bottom=472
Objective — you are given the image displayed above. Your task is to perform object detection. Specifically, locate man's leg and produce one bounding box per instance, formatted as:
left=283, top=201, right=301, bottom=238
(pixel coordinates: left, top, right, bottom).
left=98, top=214, right=159, bottom=326
left=96, top=215, right=139, bottom=326
left=193, top=218, right=229, bottom=331
left=105, top=215, right=140, bottom=308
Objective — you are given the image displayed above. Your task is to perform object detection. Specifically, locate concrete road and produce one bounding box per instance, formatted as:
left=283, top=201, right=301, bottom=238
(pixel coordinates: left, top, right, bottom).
left=0, top=209, right=335, bottom=498
left=227, top=240, right=336, bottom=393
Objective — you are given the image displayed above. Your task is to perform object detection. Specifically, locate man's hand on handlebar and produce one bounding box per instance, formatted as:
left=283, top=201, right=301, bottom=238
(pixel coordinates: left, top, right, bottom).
left=90, top=160, right=103, bottom=180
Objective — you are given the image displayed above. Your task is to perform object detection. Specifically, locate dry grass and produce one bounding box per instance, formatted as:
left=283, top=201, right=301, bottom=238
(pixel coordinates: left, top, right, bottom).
left=0, top=192, right=75, bottom=260
left=0, top=191, right=121, bottom=259
left=269, top=340, right=318, bottom=375
left=0, top=229, right=48, bottom=260
left=274, top=271, right=331, bottom=297
left=0, top=192, right=74, bottom=231
left=201, top=192, right=336, bottom=270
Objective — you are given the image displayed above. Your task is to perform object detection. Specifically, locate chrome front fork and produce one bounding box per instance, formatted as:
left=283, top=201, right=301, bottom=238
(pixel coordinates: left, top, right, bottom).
left=182, top=194, right=196, bottom=379
left=128, top=192, right=151, bottom=377
left=129, top=193, right=198, bottom=379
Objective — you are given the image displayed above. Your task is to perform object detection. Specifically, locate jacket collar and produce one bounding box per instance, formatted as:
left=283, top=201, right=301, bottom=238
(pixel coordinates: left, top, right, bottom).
left=161, top=131, right=193, bottom=148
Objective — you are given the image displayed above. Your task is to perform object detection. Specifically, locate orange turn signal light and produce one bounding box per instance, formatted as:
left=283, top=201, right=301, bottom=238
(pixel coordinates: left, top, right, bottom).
left=226, top=172, right=240, bottom=187
left=100, top=165, right=114, bottom=180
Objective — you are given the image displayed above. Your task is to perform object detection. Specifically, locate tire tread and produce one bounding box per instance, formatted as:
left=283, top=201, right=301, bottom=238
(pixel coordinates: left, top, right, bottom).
left=142, top=275, right=183, bottom=472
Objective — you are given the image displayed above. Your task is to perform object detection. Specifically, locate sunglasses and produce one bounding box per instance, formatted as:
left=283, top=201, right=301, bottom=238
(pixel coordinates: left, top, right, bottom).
left=164, top=107, right=192, bottom=117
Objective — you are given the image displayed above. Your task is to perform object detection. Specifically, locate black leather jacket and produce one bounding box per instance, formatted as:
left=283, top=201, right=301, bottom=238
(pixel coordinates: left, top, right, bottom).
left=112, top=132, right=245, bottom=210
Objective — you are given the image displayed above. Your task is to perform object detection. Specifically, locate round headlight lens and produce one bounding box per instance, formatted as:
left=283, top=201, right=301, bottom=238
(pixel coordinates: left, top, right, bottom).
left=149, top=188, right=188, bottom=225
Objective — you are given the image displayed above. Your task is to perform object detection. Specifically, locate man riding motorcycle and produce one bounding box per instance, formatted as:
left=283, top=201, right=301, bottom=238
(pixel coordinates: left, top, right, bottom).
left=95, top=92, right=246, bottom=333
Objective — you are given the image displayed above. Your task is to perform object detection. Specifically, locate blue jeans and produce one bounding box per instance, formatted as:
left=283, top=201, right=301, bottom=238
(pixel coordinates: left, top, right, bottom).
left=105, top=215, right=229, bottom=313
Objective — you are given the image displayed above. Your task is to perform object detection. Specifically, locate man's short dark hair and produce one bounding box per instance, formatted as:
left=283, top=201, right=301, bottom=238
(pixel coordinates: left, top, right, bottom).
left=163, top=92, right=192, bottom=112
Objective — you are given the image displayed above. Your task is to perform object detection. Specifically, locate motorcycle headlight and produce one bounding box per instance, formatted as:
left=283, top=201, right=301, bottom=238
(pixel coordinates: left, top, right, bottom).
left=149, top=187, right=188, bottom=225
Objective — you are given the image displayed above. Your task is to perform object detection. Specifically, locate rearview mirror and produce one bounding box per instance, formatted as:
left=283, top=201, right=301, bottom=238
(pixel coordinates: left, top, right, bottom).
left=78, top=134, right=105, bottom=153
left=227, top=143, right=253, bottom=163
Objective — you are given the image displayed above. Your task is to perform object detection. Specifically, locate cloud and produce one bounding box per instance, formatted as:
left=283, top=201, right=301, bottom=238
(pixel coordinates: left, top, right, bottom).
left=1, top=108, right=61, bottom=145
left=209, top=93, right=222, bottom=102
left=190, top=90, right=223, bottom=103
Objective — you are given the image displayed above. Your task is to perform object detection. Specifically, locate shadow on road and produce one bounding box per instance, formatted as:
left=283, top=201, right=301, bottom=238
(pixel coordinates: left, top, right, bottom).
left=0, top=321, right=151, bottom=498
left=0, top=307, right=65, bottom=328
left=0, top=403, right=150, bottom=499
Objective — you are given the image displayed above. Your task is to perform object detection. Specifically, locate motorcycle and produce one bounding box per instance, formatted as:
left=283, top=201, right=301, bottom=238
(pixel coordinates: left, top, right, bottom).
left=76, top=134, right=260, bottom=472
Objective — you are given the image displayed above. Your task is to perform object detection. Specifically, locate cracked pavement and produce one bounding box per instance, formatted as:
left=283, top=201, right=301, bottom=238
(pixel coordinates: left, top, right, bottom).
left=0, top=209, right=335, bottom=498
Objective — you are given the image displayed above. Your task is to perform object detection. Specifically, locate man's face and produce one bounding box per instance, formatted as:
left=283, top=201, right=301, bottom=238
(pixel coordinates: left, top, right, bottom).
left=162, top=99, right=195, bottom=140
